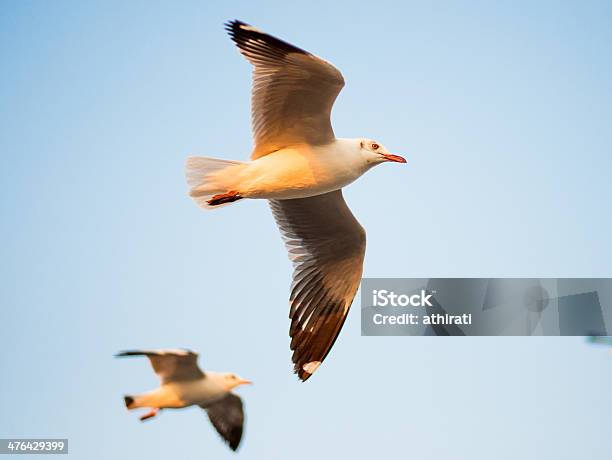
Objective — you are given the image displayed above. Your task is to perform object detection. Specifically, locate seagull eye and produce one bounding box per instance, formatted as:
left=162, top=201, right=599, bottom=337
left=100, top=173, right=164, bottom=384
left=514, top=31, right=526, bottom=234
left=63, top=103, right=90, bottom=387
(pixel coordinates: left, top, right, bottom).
left=371, top=143, right=379, bottom=150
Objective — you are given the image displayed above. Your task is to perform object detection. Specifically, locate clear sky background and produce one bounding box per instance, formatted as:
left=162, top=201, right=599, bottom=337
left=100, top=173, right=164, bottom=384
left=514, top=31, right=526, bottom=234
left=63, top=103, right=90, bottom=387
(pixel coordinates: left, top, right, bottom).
left=2, top=1, right=612, bottom=459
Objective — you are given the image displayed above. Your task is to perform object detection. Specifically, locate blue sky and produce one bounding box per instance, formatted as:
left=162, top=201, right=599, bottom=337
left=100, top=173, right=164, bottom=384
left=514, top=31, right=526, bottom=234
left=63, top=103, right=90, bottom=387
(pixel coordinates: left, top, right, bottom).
left=1, top=1, right=612, bottom=458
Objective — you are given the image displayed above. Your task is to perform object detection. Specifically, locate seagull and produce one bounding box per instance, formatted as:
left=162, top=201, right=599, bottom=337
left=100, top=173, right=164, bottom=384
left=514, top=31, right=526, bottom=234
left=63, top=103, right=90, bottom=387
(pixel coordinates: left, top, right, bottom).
left=185, top=20, right=406, bottom=381
left=116, top=349, right=251, bottom=451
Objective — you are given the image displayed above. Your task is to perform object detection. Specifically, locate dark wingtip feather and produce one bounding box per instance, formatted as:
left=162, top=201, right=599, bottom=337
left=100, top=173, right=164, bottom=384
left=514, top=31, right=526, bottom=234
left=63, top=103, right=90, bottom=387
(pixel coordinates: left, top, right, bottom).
left=227, top=426, right=243, bottom=451
left=225, top=19, right=247, bottom=29
left=224, top=19, right=250, bottom=41
left=297, top=371, right=312, bottom=382
left=223, top=18, right=309, bottom=57
left=115, top=350, right=142, bottom=358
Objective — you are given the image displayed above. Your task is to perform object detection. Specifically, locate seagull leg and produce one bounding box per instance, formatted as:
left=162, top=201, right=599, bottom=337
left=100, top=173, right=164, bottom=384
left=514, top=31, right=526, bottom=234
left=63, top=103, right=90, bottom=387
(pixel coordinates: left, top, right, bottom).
left=207, top=190, right=242, bottom=206
left=139, top=408, right=160, bottom=421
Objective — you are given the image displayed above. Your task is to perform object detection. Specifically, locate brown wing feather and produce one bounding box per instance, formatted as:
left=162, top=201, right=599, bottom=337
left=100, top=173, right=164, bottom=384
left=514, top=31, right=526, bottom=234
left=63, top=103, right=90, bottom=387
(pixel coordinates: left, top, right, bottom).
left=202, top=393, right=245, bottom=451
left=116, top=349, right=204, bottom=384
left=269, top=190, right=366, bottom=380
left=225, top=20, right=345, bottom=159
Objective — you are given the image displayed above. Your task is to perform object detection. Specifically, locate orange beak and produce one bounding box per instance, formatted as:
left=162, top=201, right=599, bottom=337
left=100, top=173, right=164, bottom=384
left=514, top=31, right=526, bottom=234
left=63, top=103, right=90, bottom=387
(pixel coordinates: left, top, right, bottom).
left=383, top=153, right=407, bottom=163
left=239, top=379, right=253, bottom=385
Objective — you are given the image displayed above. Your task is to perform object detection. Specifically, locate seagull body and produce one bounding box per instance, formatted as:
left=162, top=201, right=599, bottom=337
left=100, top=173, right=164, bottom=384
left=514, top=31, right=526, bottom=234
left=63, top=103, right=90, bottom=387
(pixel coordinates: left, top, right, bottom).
left=117, top=349, right=250, bottom=451
left=126, top=372, right=228, bottom=409
left=189, top=139, right=391, bottom=201
left=186, top=20, right=406, bottom=380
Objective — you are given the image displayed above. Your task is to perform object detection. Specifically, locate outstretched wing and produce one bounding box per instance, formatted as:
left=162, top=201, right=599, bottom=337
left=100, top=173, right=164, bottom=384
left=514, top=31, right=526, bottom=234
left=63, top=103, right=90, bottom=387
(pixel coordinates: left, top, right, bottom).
left=202, top=393, right=245, bottom=451
left=116, top=349, right=204, bottom=384
left=269, top=190, right=366, bottom=381
left=226, top=20, right=345, bottom=159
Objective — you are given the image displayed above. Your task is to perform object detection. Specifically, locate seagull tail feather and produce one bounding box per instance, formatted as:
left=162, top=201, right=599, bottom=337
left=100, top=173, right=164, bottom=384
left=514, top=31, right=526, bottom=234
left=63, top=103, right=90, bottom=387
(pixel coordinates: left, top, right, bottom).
left=185, top=156, right=246, bottom=210
left=124, top=395, right=136, bottom=409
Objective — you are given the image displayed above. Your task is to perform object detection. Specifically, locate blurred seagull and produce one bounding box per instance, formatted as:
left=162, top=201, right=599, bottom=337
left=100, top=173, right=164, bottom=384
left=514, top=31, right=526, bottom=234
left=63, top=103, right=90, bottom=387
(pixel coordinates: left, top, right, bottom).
left=116, top=349, right=250, bottom=451
left=185, top=20, right=406, bottom=381
left=587, top=335, right=612, bottom=349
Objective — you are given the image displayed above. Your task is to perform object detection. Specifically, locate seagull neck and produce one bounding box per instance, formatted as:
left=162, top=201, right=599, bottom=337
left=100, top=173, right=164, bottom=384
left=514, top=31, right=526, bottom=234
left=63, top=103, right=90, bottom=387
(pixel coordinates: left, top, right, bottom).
left=206, top=371, right=231, bottom=391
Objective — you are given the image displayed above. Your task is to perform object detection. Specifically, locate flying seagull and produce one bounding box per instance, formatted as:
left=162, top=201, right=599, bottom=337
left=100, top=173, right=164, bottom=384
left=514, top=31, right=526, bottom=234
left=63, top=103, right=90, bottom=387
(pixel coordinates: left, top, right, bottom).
left=587, top=335, right=612, bottom=347
left=116, top=349, right=251, bottom=451
left=185, top=20, right=406, bottom=381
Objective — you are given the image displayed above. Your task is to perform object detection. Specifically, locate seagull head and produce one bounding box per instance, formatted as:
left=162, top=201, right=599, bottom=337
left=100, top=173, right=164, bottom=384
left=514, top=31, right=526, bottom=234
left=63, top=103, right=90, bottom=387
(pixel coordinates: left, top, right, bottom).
left=221, top=372, right=253, bottom=390
left=359, top=139, right=406, bottom=165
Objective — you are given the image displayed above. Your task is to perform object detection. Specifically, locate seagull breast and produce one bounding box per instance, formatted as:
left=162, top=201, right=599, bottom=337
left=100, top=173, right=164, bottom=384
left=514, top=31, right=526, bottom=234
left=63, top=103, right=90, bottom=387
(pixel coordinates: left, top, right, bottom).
left=167, top=378, right=227, bottom=406
left=238, top=139, right=366, bottom=200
